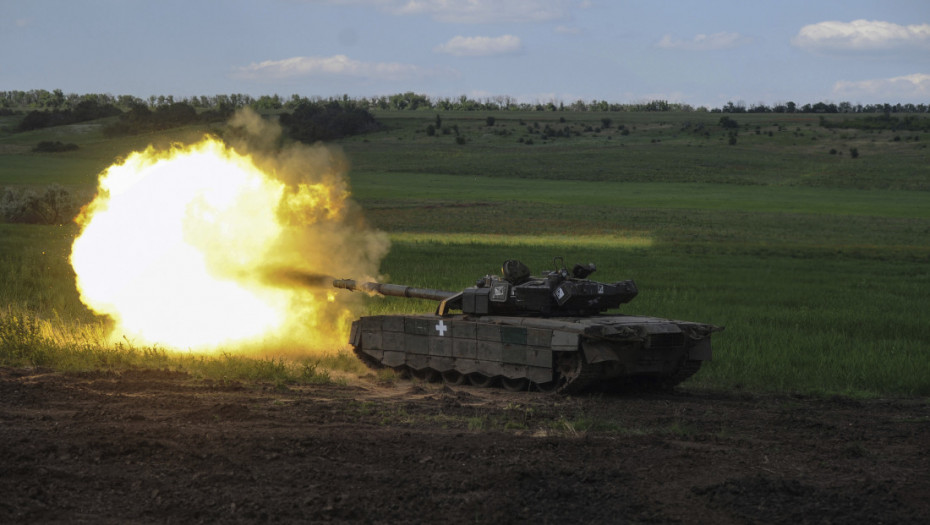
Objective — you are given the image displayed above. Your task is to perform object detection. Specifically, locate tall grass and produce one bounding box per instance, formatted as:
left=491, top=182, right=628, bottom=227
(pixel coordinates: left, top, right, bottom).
left=0, top=223, right=358, bottom=383
left=0, top=309, right=355, bottom=386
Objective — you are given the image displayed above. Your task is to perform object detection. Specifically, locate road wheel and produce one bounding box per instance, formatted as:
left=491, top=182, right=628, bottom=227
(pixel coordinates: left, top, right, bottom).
left=467, top=373, right=496, bottom=388
left=501, top=377, right=529, bottom=392
left=441, top=370, right=468, bottom=385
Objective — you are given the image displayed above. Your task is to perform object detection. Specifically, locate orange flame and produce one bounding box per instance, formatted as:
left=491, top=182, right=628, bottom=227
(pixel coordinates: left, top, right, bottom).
left=70, top=123, right=388, bottom=354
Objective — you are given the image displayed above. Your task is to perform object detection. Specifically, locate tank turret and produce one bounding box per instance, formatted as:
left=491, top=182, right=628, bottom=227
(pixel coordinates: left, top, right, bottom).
left=462, top=257, right=638, bottom=316
left=334, top=257, right=638, bottom=317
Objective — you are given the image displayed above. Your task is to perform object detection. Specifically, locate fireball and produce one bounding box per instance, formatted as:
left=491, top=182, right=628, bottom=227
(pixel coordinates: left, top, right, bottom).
left=70, top=128, right=387, bottom=353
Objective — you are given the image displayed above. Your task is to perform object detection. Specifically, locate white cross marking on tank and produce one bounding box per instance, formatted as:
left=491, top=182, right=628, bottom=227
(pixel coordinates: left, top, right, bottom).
left=435, top=320, right=448, bottom=337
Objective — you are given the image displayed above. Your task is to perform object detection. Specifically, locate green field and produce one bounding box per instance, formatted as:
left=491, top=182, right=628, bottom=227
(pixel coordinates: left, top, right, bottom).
left=1, top=109, right=929, bottom=396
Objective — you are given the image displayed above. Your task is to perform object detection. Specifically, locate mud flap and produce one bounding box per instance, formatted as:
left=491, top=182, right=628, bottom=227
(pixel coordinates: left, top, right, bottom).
left=688, top=338, right=712, bottom=361
left=382, top=351, right=405, bottom=368
left=551, top=330, right=579, bottom=351
left=582, top=340, right=621, bottom=364
left=349, top=320, right=361, bottom=347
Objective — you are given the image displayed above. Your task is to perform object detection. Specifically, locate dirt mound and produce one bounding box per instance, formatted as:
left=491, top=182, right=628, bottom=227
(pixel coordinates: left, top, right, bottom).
left=1, top=367, right=927, bottom=523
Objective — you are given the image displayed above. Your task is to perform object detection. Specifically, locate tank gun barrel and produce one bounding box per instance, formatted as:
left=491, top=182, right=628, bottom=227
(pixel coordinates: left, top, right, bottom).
left=333, top=279, right=457, bottom=302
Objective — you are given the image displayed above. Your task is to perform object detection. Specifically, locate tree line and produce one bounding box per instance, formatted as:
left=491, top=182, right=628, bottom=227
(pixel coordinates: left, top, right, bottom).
left=2, top=89, right=927, bottom=115
left=3, top=93, right=381, bottom=144
left=819, top=113, right=930, bottom=132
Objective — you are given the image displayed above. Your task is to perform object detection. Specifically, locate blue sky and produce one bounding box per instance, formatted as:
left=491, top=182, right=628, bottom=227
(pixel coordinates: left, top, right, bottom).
left=2, top=0, right=928, bottom=108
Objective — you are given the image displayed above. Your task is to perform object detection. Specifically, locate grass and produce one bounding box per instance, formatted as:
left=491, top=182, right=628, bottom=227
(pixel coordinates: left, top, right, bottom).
left=1, top=109, right=928, bottom=397
left=551, top=416, right=700, bottom=437
left=368, top=241, right=930, bottom=397
left=0, top=120, right=221, bottom=189
left=350, top=172, right=930, bottom=219
left=342, top=110, right=930, bottom=190
left=0, top=309, right=353, bottom=387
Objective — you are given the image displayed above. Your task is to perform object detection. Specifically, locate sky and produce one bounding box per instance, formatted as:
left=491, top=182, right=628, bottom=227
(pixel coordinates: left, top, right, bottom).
left=2, top=0, right=929, bottom=108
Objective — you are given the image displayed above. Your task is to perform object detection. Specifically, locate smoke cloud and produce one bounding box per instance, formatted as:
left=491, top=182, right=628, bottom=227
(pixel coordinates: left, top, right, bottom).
left=70, top=108, right=390, bottom=355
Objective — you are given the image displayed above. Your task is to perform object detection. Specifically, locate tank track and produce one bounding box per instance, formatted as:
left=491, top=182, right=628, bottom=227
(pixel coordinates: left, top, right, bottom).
left=556, top=361, right=605, bottom=395
left=352, top=347, right=386, bottom=371
left=620, top=358, right=703, bottom=392
left=351, top=337, right=703, bottom=394
left=354, top=346, right=609, bottom=395
left=667, top=359, right=702, bottom=387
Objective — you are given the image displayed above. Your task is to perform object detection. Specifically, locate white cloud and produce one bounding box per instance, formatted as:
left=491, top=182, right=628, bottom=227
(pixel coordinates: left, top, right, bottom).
left=656, top=32, right=747, bottom=51
left=792, top=20, right=930, bottom=52
left=434, top=35, right=523, bottom=56
left=233, top=54, right=453, bottom=81
left=397, top=0, right=571, bottom=22
left=554, top=25, right=581, bottom=35
left=324, top=0, right=573, bottom=23
left=833, top=73, right=930, bottom=100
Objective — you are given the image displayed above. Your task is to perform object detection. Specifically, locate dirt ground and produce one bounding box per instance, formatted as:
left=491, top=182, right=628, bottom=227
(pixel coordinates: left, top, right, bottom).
left=1, top=367, right=928, bottom=524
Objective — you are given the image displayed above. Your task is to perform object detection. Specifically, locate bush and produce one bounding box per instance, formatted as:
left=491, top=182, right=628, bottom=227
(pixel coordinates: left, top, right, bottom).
left=33, top=141, right=78, bottom=153
left=103, top=101, right=202, bottom=136
left=279, top=101, right=381, bottom=143
left=719, top=116, right=739, bottom=129
left=0, top=312, right=50, bottom=367
left=155, top=102, right=197, bottom=125
left=18, top=110, right=69, bottom=131
left=17, top=101, right=121, bottom=132
left=71, top=99, right=121, bottom=122
left=0, top=185, right=77, bottom=224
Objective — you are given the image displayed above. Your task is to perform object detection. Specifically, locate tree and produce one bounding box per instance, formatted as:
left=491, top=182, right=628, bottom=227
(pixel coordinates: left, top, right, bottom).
left=154, top=102, right=196, bottom=125
left=811, top=102, right=837, bottom=113
left=281, top=101, right=381, bottom=143
left=718, top=116, right=739, bottom=129
left=51, top=89, right=65, bottom=109
left=253, top=95, right=283, bottom=110
left=723, top=101, right=746, bottom=113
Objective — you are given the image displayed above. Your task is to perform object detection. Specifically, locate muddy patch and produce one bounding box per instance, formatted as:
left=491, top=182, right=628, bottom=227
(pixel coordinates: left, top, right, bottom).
left=1, top=367, right=927, bottom=523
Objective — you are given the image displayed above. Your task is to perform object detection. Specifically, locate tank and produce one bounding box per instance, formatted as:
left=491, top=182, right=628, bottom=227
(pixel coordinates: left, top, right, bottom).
left=333, top=257, right=723, bottom=394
